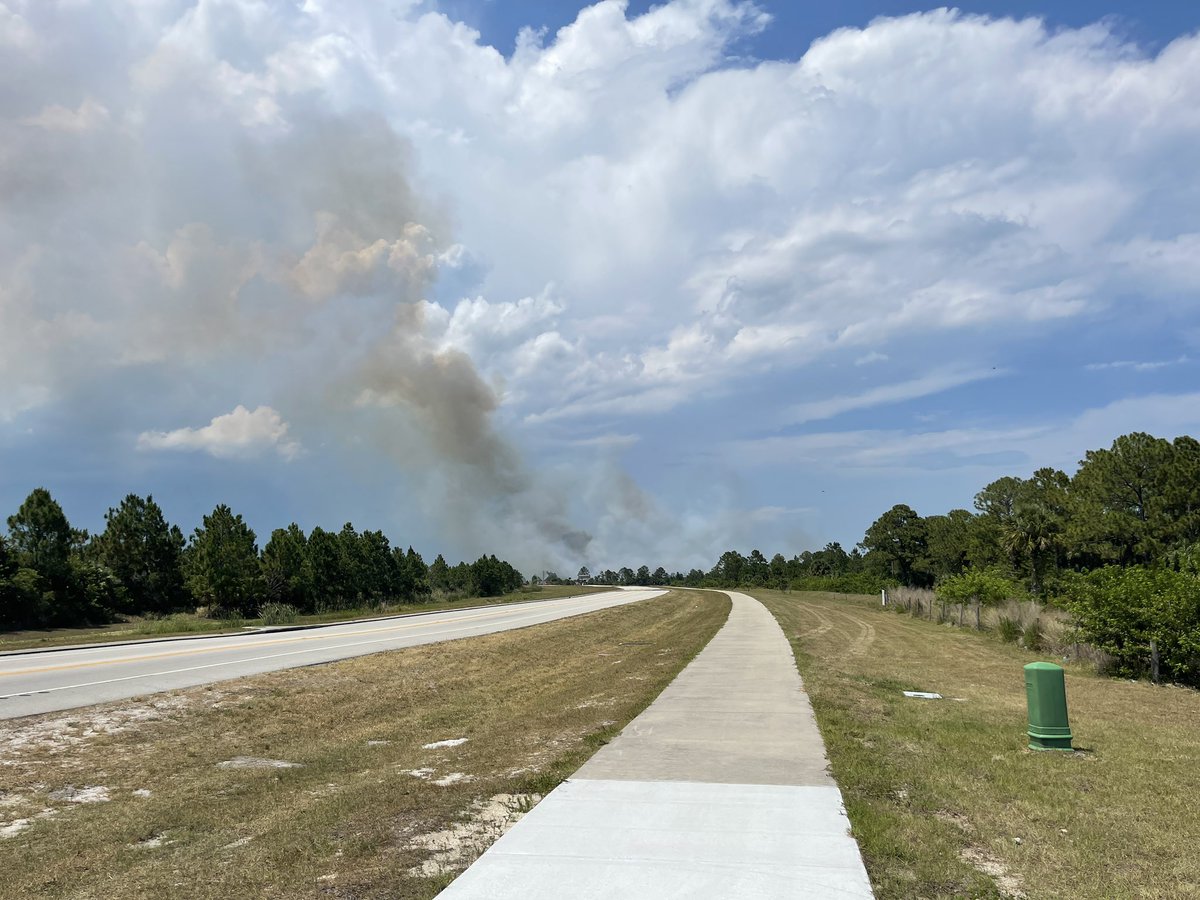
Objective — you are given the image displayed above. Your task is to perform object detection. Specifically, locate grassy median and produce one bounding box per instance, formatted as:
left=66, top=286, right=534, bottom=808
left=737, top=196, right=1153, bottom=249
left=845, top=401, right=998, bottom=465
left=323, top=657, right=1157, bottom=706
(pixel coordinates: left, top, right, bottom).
left=0, top=584, right=607, bottom=654
left=753, top=589, right=1200, bottom=900
left=0, top=589, right=729, bottom=898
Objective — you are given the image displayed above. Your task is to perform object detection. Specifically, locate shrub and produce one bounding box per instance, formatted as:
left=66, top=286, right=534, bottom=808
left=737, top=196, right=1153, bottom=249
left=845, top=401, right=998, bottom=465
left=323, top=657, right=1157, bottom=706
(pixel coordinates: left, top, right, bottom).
left=1061, top=566, right=1200, bottom=686
left=1022, top=618, right=1044, bottom=651
left=258, top=602, right=299, bottom=626
left=997, top=616, right=1021, bottom=643
left=936, top=569, right=1021, bottom=629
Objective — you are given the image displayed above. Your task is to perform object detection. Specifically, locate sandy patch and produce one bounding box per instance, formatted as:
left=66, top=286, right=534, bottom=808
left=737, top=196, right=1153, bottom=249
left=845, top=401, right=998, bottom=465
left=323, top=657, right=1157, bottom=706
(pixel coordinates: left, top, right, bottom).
left=433, top=773, right=473, bottom=787
left=573, top=698, right=616, bottom=709
left=132, top=832, right=172, bottom=850
left=960, top=846, right=1027, bottom=898
left=406, top=794, right=541, bottom=878
left=216, top=757, right=300, bottom=769
left=1, top=807, right=57, bottom=839
left=0, top=818, right=33, bottom=838
left=406, top=768, right=434, bottom=780
left=422, top=738, right=468, bottom=750
left=48, top=785, right=110, bottom=804
left=0, top=695, right=192, bottom=763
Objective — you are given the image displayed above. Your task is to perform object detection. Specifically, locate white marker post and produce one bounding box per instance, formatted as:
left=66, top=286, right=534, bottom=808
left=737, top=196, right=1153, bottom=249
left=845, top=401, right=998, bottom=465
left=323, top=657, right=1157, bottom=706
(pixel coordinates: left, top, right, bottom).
left=881, top=589, right=888, bottom=607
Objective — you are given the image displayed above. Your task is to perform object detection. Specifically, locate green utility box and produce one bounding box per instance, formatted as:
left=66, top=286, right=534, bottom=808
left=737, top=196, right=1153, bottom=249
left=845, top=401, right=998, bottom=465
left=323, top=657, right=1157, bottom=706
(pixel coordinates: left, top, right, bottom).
left=1024, top=662, right=1073, bottom=751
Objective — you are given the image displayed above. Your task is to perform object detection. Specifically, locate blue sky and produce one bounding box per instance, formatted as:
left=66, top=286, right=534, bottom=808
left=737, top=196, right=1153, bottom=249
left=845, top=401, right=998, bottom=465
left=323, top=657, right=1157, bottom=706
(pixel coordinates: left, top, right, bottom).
left=2, top=1, right=1199, bottom=574
left=453, top=1, right=1198, bottom=56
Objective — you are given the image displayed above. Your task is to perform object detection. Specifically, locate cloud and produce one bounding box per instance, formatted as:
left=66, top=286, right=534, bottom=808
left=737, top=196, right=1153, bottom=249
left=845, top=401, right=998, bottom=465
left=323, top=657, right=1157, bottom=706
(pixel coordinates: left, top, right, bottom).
left=3, top=1, right=1200, bottom=569
left=1085, top=356, right=1190, bottom=372
left=855, top=352, right=888, bottom=366
left=22, top=99, right=110, bottom=132
left=731, top=391, right=1200, bottom=476
left=138, top=406, right=301, bottom=460
left=783, top=368, right=1003, bottom=425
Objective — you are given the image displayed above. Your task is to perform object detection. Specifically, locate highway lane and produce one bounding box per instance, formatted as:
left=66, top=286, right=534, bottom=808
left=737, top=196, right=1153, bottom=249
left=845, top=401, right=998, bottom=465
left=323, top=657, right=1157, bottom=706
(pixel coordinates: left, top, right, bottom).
left=0, top=588, right=665, bottom=719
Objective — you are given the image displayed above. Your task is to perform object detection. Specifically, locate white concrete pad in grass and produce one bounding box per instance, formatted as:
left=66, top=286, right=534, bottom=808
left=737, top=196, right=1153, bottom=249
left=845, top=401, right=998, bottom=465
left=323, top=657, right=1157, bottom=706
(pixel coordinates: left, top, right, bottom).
left=440, top=780, right=873, bottom=899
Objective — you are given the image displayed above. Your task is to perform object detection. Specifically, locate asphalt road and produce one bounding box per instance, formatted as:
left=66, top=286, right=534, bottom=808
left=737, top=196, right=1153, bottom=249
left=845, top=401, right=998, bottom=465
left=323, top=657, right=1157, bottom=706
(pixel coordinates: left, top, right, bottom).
left=0, top=588, right=665, bottom=720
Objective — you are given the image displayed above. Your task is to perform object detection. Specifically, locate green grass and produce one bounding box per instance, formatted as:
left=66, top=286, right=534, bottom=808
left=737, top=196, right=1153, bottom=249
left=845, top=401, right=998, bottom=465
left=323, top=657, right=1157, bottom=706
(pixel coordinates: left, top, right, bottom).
left=752, top=589, right=1200, bottom=900
left=0, top=589, right=729, bottom=898
left=0, top=584, right=608, bottom=654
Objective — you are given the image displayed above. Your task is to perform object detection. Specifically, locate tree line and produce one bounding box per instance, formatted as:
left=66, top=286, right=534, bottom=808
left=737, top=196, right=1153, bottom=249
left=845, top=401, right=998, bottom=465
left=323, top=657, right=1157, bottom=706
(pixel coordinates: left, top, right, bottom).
left=854, top=432, right=1200, bottom=685
left=857, top=432, right=1200, bottom=591
left=0, top=488, right=525, bottom=630
left=645, top=432, right=1199, bottom=686
left=569, top=543, right=877, bottom=595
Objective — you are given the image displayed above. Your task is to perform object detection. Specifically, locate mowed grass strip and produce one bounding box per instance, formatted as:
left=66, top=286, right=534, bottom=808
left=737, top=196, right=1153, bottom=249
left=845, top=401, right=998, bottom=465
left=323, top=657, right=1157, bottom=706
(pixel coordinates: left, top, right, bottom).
left=0, top=589, right=729, bottom=899
left=753, top=589, right=1200, bottom=900
left=0, top=584, right=609, bottom=654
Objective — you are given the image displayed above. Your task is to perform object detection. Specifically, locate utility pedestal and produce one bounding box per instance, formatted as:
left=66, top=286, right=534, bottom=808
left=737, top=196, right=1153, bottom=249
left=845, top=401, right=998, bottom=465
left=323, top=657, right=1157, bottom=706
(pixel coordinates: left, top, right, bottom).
left=1024, top=662, right=1073, bottom=751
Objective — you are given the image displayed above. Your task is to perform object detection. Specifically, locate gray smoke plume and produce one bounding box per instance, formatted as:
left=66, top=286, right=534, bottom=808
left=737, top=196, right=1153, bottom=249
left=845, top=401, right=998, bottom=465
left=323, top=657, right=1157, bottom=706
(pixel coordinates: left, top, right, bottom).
left=346, top=300, right=594, bottom=567
left=250, top=118, right=597, bottom=569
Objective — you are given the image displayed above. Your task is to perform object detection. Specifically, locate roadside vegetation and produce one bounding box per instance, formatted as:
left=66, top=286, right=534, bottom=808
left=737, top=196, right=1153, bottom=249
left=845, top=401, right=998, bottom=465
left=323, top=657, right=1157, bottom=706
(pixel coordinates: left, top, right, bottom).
left=0, top=488, right=531, bottom=635
left=755, top=589, right=1200, bottom=900
left=0, top=589, right=729, bottom=899
left=615, top=431, right=1200, bottom=689
left=0, top=583, right=606, bottom=654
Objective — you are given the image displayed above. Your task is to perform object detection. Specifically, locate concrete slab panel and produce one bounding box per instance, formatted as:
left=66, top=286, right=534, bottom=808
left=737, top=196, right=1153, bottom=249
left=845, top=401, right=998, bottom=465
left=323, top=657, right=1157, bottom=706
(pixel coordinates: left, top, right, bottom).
left=441, top=780, right=872, bottom=899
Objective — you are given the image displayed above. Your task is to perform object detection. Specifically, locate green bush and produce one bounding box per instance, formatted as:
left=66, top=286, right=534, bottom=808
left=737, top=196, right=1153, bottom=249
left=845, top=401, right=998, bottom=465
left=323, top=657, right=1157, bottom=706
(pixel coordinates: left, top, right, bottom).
left=936, top=568, right=1021, bottom=629
left=1061, top=566, right=1200, bottom=686
left=259, top=602, right=299, bottom=626
left=997, top=616, right=1021, bottom=643
left=1022, top=618, right=1044, bottom=651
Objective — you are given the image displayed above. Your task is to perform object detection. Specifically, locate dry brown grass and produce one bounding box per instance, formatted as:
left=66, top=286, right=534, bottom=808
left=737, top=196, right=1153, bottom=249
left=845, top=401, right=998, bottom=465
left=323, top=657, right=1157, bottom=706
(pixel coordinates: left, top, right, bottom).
left=887, top=588, right=1116, bottom=671
left=0, top=589, right=729, bottom=898
left=754, top=589, right=1200, bottom=900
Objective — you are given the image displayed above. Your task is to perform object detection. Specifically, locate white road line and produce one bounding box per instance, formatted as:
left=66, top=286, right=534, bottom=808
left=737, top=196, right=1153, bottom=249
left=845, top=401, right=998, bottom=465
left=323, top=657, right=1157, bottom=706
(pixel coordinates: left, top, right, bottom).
left=0, top=596, right=617, bottom=678
left=0, top=596, right=639, bottom=700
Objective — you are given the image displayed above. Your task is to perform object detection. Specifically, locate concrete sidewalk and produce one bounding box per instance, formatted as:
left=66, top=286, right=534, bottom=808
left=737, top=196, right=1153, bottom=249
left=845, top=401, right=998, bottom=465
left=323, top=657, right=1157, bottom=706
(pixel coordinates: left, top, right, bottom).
left=440, top=591, right=874, bottom=899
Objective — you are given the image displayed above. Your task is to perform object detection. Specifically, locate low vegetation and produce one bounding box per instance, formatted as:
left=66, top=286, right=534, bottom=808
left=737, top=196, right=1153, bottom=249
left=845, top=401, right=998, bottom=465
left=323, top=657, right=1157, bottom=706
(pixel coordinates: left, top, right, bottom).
left=589, top=432, right=1200, bottom=687
left=0, top=589, right=729, bottom=898
left=755, top=589, right=1200, bottom=900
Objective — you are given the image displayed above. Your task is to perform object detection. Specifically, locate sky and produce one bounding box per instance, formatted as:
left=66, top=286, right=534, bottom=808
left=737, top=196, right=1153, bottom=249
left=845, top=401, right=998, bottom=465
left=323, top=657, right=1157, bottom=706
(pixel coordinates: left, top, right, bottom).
left=2, top=0, right=1199, bottom=576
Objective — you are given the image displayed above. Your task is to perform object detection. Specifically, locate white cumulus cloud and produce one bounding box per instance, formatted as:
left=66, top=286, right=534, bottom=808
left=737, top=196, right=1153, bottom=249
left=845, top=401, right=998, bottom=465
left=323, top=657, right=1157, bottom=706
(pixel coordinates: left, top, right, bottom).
left=138, top=406, right=301, bottom=460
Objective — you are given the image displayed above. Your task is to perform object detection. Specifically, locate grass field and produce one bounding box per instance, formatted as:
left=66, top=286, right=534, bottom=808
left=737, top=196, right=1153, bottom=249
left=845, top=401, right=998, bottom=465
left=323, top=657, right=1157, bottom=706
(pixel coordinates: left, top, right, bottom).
left=0, top=584, right=607, bottom=654
left=0, top=589, right=729, bottom=898
left=753, top=589, right=1200, bottom=900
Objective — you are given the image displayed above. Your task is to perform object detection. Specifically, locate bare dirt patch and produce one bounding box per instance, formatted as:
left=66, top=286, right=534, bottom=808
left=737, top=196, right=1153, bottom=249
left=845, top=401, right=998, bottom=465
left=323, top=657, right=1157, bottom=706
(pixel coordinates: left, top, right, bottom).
left=215, top=757, right=300, bottom=770
left=0, top=694, right=192, bottom=764
left=960, top=846, right=1028, bottom=898
left=405, top=793, right=540, bottom=878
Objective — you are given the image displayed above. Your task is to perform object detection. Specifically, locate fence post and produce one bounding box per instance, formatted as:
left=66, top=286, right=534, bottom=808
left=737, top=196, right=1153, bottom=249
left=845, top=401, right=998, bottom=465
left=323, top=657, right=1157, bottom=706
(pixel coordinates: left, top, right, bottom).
left=1150, top=639, right=1160, bottom=684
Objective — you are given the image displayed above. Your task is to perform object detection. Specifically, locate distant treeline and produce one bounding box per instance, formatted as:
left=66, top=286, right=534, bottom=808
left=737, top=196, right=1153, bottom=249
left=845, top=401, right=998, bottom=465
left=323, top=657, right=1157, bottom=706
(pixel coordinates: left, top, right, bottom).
left=631, top=432, right=1199, bottom=687
left=0, top=489, right=524, bottom=630
left=563, top=543, right=880, bottom=595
